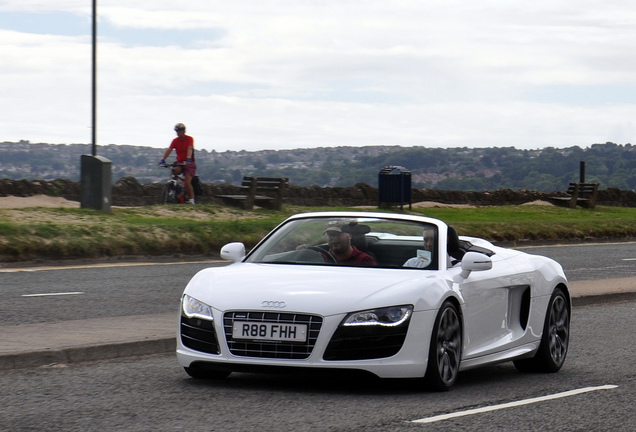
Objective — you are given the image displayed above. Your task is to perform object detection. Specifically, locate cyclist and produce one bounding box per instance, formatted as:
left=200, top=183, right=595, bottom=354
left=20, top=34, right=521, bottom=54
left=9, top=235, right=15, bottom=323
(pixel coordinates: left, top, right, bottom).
left=159, top=123, right=197, bottom=204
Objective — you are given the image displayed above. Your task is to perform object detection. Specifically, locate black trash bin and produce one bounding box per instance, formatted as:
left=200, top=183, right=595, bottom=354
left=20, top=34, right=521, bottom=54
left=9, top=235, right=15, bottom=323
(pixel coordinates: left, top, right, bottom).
left=378, top=166, right=411, bottom=210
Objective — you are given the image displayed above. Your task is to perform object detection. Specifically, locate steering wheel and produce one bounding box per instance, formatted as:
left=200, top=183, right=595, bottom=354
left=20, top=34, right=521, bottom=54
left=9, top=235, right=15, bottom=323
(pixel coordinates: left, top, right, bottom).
left=307, top=246, right=337, bottom=264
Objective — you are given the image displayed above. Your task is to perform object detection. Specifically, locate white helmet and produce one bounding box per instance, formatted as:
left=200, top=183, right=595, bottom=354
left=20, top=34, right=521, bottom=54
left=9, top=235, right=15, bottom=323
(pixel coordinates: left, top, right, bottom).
left=174, top=123, right=186, bottom=131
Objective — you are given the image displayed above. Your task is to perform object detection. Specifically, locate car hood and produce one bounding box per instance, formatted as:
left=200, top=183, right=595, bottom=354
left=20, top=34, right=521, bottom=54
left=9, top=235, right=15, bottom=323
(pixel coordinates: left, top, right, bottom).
left=184, top=263, right=446, bottom=316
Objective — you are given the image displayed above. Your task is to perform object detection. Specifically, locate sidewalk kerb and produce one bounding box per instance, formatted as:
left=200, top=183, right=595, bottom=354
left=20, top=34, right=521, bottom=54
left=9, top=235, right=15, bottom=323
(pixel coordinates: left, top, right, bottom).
left=0, top=338, right=175, bottom=371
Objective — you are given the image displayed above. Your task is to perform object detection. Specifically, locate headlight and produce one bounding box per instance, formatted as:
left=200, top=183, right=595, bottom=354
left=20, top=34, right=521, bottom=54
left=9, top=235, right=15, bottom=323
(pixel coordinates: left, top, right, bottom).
left=182, top=294, right=213, bottom=320
left=342, top=305, right=413, bottom=327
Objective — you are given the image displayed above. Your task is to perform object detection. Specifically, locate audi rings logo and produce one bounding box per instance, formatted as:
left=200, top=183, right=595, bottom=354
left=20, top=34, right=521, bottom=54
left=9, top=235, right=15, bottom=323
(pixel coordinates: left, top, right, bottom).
left=261, top=301, right=287, bottom=308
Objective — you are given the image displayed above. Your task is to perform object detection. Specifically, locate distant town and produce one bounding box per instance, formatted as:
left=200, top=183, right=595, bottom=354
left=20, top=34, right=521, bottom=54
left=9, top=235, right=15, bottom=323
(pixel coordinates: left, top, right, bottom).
left=1, top=140, right=634, bottom=192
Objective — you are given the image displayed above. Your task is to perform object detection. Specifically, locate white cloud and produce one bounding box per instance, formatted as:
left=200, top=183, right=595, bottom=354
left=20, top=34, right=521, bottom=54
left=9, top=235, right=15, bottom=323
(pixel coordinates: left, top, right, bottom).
left=2, top=0, right=636, bottom=153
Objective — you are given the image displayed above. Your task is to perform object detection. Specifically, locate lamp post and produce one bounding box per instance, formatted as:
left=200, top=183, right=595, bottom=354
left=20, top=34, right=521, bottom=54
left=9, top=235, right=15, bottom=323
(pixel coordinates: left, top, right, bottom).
left=80, top=0, right=112, bottom=211
left=92, top=0, right=97, bottom=156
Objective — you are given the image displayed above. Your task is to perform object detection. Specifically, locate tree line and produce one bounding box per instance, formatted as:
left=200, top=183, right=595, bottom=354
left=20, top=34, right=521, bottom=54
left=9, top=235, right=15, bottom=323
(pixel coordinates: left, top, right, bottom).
left=1, top=141, right=634, bottom=192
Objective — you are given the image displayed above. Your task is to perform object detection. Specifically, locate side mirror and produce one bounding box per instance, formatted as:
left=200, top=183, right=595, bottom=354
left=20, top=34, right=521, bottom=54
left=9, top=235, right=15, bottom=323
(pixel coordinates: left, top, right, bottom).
left=220, top=242, right=246, bottom=262
left=459, top=251, right=492, bottom=279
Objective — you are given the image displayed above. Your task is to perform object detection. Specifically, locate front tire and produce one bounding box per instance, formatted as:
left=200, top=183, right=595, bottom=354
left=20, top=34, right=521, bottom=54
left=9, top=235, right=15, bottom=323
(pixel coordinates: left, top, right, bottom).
left=424, top=300, right=462, bottom=391
left=514, top=287, right=570, bottom=373
left=161, top=183, right=177, bottom=204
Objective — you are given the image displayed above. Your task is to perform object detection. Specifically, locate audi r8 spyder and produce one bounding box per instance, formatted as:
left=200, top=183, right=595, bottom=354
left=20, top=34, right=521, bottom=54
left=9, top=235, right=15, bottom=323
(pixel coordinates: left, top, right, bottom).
left=176, top=212, right=570, bottom=390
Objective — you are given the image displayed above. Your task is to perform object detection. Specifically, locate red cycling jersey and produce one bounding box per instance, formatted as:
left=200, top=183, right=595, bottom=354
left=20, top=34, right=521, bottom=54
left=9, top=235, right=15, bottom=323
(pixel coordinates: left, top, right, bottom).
left=169, top=135, right=194, bottom=162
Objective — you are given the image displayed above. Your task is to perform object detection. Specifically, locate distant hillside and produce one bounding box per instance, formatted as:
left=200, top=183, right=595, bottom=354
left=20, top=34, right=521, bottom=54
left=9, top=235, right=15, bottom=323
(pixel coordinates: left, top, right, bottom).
left=1, top=140, right=634, bottom=192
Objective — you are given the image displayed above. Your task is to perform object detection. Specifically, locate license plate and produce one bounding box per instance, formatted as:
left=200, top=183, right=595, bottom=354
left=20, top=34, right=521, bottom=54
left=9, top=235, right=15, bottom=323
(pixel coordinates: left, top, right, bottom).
left=232, top=322, right=307, bottom=342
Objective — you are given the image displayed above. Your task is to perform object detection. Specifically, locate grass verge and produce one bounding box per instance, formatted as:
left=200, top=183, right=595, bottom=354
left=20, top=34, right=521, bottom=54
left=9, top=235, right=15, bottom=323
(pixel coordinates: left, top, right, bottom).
left=0, top=204, right=635, bottom=263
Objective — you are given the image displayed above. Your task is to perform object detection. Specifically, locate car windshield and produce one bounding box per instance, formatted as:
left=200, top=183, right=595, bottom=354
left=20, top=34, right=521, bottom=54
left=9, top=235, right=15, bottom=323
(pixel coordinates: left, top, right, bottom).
left=245, top=216, right=439, bottom=270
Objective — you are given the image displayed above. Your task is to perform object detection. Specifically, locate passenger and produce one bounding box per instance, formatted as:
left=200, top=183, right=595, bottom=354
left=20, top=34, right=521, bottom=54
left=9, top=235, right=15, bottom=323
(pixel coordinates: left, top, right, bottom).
left=324, top=220, right=376, bottom=266
left=403, top=227, right=435, bottom=268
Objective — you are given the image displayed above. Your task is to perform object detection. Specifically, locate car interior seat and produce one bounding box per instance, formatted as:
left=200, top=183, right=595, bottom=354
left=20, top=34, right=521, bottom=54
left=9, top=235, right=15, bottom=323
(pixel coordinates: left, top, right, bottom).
left=447, top=226, right=465, bottom=265
left=349, top=224, right=377, bottom=262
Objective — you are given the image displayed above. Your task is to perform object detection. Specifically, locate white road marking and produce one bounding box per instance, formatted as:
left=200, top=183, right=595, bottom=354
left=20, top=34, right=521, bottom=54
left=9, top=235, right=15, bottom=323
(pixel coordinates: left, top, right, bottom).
left=411, top=385, right=618, bottom=424
left=623, top=258, right=636, bottom=261
left=22, top=292, right=85, bottom=297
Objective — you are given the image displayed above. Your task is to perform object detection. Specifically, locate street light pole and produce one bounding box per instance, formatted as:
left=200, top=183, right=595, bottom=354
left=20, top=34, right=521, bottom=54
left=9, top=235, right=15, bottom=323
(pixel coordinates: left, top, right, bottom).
left=80, top=0, right=112, bottom=211
left=92, top=0, right=97, bottom=156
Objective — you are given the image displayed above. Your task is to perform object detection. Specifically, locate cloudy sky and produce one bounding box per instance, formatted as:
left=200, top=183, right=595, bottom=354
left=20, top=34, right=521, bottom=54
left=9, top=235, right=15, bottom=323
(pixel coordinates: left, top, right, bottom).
left=2, top=1, right=636, bottom=153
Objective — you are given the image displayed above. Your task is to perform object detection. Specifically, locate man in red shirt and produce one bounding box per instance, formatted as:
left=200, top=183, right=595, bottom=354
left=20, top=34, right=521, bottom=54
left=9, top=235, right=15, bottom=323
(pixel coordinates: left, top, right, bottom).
left=324, top=220, right=376, bottom=266
left=159, top=123, right=197, bottom=204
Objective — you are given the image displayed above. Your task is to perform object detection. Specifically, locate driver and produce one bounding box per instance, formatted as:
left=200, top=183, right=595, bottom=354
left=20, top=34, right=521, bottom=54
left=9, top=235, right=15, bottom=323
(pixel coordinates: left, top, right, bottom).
left=324, top=220, right=376, bottom=266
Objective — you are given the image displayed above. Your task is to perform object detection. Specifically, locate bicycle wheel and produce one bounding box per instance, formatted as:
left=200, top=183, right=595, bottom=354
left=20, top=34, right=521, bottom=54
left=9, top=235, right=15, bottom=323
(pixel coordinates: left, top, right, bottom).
left=161, top=183, right=177, bottom=204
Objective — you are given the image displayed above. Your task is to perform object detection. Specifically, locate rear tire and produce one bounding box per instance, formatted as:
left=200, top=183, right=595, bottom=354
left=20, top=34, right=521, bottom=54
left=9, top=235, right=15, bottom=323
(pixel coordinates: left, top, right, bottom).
left=424, top=300, right=462, bottom=391
left=514, top=287, right=570, bottom=373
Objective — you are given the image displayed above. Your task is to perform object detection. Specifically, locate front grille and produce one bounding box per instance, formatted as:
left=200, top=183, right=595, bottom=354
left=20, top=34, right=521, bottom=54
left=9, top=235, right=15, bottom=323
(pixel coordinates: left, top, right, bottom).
left=224, top=312, right=323, bottom=359
left=181, top=315, right=220, bottom=354
left=323, top=323, right=409, bottom=361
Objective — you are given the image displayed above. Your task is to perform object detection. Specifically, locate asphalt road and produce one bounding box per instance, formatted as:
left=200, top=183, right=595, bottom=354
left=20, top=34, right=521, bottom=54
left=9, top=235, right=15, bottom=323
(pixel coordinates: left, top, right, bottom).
left=0, top=261, right=215, bottom=326
left=1, top=300, right=634, bottom=431
left=515, top=241, right=636, bottom=282
left=1, top=242, right=635, bottom=327
left=0, top=242, right=634, bottom=431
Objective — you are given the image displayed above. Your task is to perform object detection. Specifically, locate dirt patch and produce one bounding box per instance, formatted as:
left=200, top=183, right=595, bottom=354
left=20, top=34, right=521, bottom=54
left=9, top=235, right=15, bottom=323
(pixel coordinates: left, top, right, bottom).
left=520, top=200, right=554, bottom=206
left=0, top=195, right=80, bottom=209
left=0, top=195, right=553, bottom=213
left=145, top=206, right=266, bottom=220
left=411, top=201, right=478, bottom=208
left=0, top=195, right=271, bottom=225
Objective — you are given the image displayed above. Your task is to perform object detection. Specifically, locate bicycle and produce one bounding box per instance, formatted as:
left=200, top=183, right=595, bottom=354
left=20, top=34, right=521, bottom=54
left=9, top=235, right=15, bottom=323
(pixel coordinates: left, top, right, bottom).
left=159, top=161, right=187, bottom=204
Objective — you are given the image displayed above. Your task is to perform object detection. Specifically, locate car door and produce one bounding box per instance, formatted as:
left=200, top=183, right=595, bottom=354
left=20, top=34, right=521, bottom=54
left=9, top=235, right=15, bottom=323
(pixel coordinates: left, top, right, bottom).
left=452, top=255, right=529, bottom=359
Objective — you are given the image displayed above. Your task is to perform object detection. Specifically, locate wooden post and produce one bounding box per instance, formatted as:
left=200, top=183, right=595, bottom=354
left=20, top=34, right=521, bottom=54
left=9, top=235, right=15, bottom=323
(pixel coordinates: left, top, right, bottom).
left=243, top=177, right=256, bottom=209
left=580, top=161, right=585, bottom=183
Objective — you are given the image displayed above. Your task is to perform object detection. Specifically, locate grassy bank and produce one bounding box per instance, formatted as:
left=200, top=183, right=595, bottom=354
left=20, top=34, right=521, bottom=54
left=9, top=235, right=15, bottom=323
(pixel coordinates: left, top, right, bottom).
left=1, top=204, right=635, bottom=263
left=420, top=204, right=636, bottom=243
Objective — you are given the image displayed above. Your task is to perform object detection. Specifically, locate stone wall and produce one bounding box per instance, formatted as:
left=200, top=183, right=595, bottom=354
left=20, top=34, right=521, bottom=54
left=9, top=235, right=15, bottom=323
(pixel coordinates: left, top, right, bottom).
left=1, top=177, right=636, bottom=207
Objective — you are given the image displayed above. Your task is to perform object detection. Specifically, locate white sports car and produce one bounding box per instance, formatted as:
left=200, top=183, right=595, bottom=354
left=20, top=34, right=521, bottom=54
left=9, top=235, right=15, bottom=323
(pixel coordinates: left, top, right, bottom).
left=177, top=211, right=570, bottom=390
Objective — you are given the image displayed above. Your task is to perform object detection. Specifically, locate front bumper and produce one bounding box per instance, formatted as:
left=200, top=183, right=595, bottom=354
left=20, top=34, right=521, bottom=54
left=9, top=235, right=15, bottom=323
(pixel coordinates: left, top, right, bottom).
left=176, top=308, right=438, bottom=379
